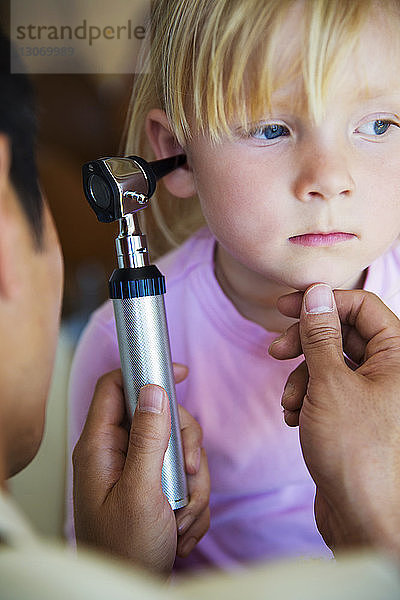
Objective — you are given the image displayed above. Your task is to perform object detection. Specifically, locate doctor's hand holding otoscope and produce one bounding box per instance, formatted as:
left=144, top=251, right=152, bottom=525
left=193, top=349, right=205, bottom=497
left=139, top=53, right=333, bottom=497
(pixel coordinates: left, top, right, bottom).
left=73, top=366, right=210, bottom=574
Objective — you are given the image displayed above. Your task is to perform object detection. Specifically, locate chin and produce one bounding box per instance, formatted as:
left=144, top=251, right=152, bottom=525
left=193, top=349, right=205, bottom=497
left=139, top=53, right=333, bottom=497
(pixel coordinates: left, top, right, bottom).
left=282, top=264, right=360, bottom=293
left=292, top=281, right=336, bottom=293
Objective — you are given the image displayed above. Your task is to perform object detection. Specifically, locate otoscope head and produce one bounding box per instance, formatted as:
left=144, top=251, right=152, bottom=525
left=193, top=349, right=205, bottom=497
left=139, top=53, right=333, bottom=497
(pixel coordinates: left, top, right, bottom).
left=82, top=154, right=186, bottom=223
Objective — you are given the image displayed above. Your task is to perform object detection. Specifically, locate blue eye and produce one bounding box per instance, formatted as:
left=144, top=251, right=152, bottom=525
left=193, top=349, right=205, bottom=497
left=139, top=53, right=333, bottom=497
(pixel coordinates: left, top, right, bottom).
left=374, top=120, right=391, bottom=135
left=357, top=119, right=395, bottom=136
left=250, top=123, right=290, bottom=141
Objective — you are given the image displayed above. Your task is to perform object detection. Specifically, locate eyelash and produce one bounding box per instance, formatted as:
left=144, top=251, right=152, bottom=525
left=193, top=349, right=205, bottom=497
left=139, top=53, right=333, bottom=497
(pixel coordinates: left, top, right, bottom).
left=356, top=119, right=400, bottom=137
left=243, top=118, right=400, bottom=143
left=245, top=123, right=290, bottom=142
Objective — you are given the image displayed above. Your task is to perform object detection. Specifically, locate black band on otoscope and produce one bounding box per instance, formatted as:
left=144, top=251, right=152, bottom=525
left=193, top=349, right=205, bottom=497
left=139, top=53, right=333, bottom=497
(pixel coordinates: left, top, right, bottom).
left=148, top=154, right=186, bottom=180
left=126, top=154, right=187, bottom=199
left=109, top=265, right=166, bottom=299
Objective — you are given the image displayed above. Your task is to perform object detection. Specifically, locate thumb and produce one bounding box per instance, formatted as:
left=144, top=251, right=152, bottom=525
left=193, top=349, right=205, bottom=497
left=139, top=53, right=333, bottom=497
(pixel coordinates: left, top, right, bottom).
left=300, top=283, right=346, bottom=379
left=123, top=384, right=171, bottom=493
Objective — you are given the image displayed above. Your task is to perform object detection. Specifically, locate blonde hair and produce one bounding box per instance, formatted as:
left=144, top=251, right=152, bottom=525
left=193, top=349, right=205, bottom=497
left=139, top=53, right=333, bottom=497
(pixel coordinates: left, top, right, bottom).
left=124, top=0, right=396, bottom=258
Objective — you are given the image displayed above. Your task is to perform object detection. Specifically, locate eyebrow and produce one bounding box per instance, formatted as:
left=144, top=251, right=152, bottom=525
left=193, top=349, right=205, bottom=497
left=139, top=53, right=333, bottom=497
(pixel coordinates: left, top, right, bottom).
left=353, top=85, right=400, bottom=103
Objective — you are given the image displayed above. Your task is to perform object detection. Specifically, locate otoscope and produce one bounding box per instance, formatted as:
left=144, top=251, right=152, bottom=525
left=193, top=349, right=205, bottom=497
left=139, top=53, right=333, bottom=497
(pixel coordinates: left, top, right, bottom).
left=82, top=153, right=188, bottom=510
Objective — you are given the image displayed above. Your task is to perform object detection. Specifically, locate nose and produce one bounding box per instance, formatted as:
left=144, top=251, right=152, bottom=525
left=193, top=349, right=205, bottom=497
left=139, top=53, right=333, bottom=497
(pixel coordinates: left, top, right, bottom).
left=293, top=146, right=355, bottom=203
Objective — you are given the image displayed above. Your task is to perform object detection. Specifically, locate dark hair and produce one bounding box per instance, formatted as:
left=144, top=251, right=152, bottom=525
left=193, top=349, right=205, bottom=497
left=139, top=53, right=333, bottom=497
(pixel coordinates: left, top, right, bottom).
left=0, top=28, right=43, bottom=246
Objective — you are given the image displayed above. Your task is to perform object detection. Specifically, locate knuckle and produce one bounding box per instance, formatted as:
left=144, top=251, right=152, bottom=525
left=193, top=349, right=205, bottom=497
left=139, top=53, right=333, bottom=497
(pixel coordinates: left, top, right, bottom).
left=94, top=372, right=110, bottom=391
left=193, top=419, right=203, bottom=439
left=197, top=494, right=209, bottom=512
left=192, top=487, right=210, bottom=511
left=94, top=369, right=120, bottom=394
left=129, top=428, right=163, bottom=455
left=191, top=422, right=203, bottom=446
left=303, top=325, right=341, bottom=349
left=181, top=418, right=203, bottom=448
left=373, top=334, right=400, bottom=354
left=72, top=437, right=99, bottom=471
left=72, top=440, right=83, bottom=467
left=195, top=509, right=210, bottom=539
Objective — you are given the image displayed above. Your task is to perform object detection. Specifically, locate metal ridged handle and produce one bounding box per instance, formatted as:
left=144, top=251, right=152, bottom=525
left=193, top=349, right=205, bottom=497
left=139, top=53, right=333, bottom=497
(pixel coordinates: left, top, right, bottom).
left=113, top=295, right=188, bottom=509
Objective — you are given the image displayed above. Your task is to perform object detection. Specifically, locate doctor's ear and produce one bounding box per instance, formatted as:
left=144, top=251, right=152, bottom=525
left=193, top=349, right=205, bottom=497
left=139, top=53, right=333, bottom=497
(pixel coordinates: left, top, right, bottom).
left=0, top=134, right=10, bottom=192
left=0, top=134, right=21, bottom=300
left=145, top=109, right=196, bottom=198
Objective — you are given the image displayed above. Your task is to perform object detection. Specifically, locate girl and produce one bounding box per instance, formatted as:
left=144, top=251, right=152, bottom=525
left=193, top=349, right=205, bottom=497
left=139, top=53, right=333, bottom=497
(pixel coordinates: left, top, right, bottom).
left=67, top=0, right=400, bottom=571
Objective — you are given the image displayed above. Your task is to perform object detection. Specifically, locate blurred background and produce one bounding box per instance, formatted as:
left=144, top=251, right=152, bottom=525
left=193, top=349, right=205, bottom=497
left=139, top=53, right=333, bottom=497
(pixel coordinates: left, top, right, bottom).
left=1, top=1, right=139, bottom=539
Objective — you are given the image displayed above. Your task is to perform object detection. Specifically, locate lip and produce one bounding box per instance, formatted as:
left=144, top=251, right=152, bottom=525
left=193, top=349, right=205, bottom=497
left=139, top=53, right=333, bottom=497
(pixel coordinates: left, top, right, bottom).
left=288, top=232, right=357, bottom=247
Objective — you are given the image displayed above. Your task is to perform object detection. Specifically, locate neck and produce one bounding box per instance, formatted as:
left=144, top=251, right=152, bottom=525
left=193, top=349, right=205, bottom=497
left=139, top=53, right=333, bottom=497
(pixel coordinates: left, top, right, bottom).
left=214, top=243, right=366, bottom=333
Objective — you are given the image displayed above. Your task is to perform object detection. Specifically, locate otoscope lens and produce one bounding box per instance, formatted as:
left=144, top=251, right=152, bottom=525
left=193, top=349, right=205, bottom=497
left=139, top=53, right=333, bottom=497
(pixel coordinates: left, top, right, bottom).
left=89, top=174, right=112, bottom=209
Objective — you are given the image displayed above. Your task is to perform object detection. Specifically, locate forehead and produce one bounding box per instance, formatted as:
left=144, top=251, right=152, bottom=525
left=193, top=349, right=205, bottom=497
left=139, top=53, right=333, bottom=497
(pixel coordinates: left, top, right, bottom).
left=261, top=2, right=400, bottom=117
left=166, top=0, right=400, bottom=142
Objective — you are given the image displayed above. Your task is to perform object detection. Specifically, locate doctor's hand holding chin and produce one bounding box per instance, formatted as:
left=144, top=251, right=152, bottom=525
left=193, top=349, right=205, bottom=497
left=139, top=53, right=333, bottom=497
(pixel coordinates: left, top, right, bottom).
left=269, top=283, right=400, bottom=558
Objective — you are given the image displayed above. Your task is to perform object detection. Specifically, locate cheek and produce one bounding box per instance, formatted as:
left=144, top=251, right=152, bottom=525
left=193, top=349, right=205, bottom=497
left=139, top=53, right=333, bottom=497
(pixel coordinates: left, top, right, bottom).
left=193, top=158, right=285, bottom=244
left=361, top=181, right=400, bottom=243
left=360, top=153, right=400, bottom=218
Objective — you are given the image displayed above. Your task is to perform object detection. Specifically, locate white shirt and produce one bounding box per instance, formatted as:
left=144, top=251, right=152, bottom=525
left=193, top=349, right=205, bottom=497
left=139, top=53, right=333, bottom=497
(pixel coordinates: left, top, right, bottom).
left=1, top=489, right=400, bottom=599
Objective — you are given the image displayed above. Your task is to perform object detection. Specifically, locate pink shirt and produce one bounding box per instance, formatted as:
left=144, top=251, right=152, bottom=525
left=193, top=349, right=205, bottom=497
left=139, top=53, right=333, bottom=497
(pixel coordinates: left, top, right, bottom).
left=66, top=228, right=400, bottom=571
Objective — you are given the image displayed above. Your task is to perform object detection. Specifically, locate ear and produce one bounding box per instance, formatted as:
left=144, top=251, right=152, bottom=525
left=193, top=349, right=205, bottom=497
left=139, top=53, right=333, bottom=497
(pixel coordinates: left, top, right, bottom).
left=0, top=134, right=21, bottom=300
left=145, top=109, right=196, bottom=198
left=0, top=134, right=10, bottom=193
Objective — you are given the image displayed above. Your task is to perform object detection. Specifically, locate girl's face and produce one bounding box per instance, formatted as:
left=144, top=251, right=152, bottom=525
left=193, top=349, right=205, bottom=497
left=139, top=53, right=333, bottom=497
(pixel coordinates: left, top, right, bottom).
left=184, top=10, right=400, bottom=292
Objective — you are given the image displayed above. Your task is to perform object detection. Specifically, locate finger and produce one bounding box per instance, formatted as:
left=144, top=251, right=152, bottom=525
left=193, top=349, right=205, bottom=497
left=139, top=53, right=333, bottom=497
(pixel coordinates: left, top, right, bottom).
left=269, top=316, right=369, bottom=367
left=122, top=384, right=171, bottom=496
left=281, top=360, right=308, bottom=412
left=334, top=290, right=400, bottom=365
left=341, top=324, right=367, bottom=365
left=73, top=370, right=129, bottom=503
left=173, top=362, right=189, bottom=384
left=270, top=291, right=369, bottom=362
left=283, top=408, right=301, bottom=427
left=175, top=448, right=210, bottom=536
left=177, top=507, right=210, bottom=557
left=273, top=290, right=349, bottom=362
left=298, top=284, right=347, bottom=380
left=277, top=289, right=400, bottom=364
left=268, top=321, right=301, bottom=359
left=270, top=294, right=345, bottom=364
left=82, top=366, right=186, bottom=434
left=81, top=370, right=126, bottom=436
left=276, top=290, right=303, bottom=318
left=178, top=404, right=203, bottom=475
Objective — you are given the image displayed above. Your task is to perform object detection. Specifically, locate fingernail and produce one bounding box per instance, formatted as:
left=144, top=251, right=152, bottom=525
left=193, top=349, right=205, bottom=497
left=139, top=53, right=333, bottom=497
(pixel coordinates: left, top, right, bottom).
left=304, top=284, right=334, bottom=314
left=268, top=330, right=286, bottom=349
left=173, top=363, right=188, bottom=377
left=138, top=385, right=165, bottom=414
left=177, top=513, right=193, bottom=535
left=281, top=382, right=295, bottom=406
